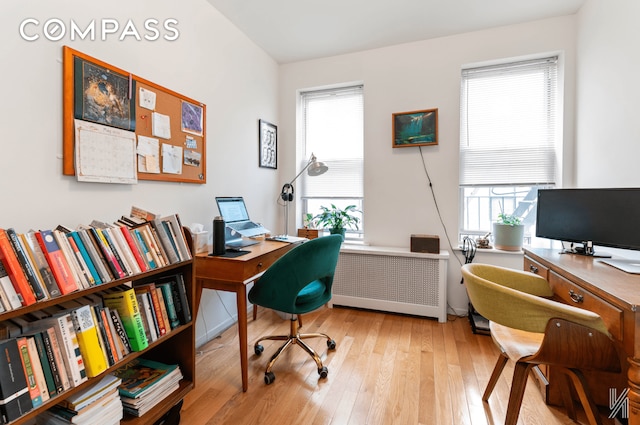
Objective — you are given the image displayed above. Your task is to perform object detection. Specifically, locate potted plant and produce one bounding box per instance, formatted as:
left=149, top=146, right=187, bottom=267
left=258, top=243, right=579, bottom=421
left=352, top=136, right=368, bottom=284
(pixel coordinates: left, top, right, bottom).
left=492, top=213, right=524, bottom=251
left=313, top=204, right=361, bottom=239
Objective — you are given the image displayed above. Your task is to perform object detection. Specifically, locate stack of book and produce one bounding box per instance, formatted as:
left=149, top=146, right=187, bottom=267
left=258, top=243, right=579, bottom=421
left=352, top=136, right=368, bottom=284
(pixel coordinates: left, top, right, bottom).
left=35, top=374, right=123, bottom=425
left=0, top=207, right=191, bottom=312
left=112, top=358, right=183, bottom=417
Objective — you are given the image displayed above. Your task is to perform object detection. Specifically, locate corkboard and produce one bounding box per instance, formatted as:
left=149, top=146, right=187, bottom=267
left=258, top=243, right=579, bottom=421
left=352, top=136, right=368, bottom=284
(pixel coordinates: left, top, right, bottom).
left=62, top=46, right=206, bottom=184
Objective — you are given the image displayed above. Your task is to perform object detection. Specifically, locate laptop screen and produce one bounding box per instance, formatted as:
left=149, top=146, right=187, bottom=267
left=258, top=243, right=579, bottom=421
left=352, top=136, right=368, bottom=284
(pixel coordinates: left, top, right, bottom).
left=216, top=197, right=250, bottom=223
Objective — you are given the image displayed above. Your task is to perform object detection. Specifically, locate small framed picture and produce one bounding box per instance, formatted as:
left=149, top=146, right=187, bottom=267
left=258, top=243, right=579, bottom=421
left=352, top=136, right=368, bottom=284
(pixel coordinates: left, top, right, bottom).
left=259, top=119, right=277, bottom=169
left=392, top=108, right=438, bottom=148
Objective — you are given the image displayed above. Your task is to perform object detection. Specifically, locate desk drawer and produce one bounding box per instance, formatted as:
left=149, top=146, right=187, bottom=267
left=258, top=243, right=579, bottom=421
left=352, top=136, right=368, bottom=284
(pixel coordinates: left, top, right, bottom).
left=524, top=256, right=549, bottom=280
left=548, top=271, right=623, bottom=340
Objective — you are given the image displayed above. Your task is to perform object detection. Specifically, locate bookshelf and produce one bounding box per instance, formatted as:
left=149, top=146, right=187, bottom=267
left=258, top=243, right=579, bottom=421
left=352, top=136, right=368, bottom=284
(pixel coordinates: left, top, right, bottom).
left=0, top=228, right=195, bottom=425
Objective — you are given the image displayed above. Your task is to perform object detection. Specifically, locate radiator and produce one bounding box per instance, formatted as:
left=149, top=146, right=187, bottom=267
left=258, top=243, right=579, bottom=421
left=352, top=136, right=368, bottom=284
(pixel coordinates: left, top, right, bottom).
left=330, top=245, right=449, bottom=322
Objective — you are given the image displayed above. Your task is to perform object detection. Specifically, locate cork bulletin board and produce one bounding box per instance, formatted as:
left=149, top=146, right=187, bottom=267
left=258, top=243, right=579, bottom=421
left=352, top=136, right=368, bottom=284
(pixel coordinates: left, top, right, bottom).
left=62, top=46, right=206, bottom=184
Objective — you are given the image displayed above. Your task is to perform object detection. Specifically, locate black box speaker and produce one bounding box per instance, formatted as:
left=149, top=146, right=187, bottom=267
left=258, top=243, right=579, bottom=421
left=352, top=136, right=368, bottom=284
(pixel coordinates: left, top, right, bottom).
left=410, top=234, right=440, bottom=254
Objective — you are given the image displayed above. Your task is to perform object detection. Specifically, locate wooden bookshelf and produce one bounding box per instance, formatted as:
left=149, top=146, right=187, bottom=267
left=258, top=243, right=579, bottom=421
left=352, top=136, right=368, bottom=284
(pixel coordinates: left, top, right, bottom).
left=0, top=229, right=196, bottom=425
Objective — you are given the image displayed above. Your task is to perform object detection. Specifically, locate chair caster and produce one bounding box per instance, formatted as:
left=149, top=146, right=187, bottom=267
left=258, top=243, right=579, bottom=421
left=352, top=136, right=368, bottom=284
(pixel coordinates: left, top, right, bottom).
left=254, top=344, right=264, bottom=356
left=318, top=366, right=328, bottom=379
left=264, top=371, right=276, bottom=384
left=327, top=339, right=336, bottom=350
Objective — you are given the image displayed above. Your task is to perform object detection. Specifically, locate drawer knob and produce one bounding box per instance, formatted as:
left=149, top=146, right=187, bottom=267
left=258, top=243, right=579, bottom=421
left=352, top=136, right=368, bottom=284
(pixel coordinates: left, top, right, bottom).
left=257, top=262, right=263, bottom=269
left=569, top=289, right=584, bottom=304
left=529, top=264, right=539, bottom=273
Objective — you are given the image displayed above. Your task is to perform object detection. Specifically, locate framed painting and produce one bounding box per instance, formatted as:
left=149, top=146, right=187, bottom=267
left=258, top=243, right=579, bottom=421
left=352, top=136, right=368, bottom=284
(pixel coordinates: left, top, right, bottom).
left=259, top=119, right=277, bottom=169
left=73, top=56, right=136, bottom=131
left=392, top=108, right=438, bottom=148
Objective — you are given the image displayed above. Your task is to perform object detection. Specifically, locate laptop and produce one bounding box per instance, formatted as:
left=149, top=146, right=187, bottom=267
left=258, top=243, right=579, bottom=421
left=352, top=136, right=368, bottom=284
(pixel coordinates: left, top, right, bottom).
left=215, top=197, right=270, bottom=247
left=600, top=258, right=640, bottom=274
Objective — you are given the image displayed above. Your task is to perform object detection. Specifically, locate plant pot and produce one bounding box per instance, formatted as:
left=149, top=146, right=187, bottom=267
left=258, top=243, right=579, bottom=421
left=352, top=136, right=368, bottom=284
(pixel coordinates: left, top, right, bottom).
left=492, top=223, right=524, bottom=251
left=329, top=228, right=346, bottom=240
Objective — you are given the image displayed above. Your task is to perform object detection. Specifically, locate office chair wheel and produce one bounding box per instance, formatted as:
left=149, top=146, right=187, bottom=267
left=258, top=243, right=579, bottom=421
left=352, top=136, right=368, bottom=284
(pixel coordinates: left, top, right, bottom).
left=264, top=371, right=276, bottom=384
left=327, top=339, right=336, bottom=350
left=318, top=366, right=328, bottom=379
left=254, top=344, right=264, bottom=356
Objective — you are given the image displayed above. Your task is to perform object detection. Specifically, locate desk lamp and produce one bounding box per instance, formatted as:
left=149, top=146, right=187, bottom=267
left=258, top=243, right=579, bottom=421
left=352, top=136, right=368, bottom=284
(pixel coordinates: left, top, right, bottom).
left=280, top=153, right=328, bottom=237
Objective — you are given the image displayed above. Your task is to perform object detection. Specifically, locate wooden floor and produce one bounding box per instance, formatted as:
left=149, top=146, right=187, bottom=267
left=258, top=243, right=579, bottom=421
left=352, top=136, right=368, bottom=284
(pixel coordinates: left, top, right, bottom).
left=181, top=306, right=614, bottom=425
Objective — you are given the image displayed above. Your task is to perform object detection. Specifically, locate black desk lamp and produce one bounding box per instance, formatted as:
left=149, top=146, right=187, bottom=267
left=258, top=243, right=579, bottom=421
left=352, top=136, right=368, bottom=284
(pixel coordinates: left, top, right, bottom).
left=279, top=153, right=328, bottom=237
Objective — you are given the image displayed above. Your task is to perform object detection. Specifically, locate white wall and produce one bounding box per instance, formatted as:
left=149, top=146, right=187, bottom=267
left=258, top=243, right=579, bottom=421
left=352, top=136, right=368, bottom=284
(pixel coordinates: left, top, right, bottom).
left=0, top=0, right=280, bottom=346
left=575, top=0, right=640, bottom=188
left=279, top=16, right=577, bottom=314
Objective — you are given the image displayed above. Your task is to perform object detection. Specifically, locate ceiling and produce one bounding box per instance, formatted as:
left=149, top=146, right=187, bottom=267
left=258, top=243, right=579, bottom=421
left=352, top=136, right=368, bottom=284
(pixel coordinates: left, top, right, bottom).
left=206, top=0, right=586, bottom=64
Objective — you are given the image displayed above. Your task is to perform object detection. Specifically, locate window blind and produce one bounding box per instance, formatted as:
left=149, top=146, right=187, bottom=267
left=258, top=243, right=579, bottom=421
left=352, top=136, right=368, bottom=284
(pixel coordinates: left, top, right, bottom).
left=300, top=85, right=364, bottom=198
left=459, top=56, right=558, bottom=186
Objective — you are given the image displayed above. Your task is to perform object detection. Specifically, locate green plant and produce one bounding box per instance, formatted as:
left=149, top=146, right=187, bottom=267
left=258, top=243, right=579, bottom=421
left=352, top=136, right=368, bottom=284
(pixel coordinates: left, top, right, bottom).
left=496, top=213, right=522, bottom=226
left=313, top=204, right=361, bottom=231
left=303, top=213, right=315, bottom=228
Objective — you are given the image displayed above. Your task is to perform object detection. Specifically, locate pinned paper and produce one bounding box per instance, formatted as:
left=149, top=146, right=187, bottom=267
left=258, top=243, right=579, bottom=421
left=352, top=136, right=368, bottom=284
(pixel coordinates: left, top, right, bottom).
left=162, top=143, right=183, bottom=174
left=152, top=112, right=171, bottom=139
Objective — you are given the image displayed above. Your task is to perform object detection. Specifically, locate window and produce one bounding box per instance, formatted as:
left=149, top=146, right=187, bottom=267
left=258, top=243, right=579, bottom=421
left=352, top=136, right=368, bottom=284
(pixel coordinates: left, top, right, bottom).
left=459, top=56, right=559, bottom=244
left=299, top=85, right=364, bottom=239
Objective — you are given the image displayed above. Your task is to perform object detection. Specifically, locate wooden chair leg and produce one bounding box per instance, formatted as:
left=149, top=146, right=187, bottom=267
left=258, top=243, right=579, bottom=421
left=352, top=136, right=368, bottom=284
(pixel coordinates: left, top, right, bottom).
left=253, top=305, right=257, bottom=320
left=504, top=362, right=533, bottom=425
left=561, top=368, right=603, bottom=425
left=557, top=368, right=578, bottom=421
left=483, top=353, right=509, bottom=401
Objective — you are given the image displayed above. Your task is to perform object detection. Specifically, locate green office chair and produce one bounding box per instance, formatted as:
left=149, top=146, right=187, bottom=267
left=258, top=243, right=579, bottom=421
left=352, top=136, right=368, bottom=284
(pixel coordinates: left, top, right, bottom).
left=248, top=234, right=342, bottom=385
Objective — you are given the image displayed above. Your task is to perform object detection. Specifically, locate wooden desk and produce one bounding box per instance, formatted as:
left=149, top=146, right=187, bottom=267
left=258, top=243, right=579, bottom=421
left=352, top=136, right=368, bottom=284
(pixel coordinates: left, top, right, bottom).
left=524, top=248, right=640, bottom=423
left=194, top=240, right=295, bottom=392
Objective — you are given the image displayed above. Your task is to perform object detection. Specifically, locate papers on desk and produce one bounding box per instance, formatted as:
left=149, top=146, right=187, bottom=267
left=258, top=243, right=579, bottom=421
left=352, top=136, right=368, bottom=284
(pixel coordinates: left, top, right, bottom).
left=267, top=235, right=308, bottom=244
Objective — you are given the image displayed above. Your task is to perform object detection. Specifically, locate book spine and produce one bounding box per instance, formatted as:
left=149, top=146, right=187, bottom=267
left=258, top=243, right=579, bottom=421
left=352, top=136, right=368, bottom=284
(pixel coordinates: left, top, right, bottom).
left=109, top=309, right=132, bottom=354
left=100, top=307, right=122, bottom=362
left=77, top=228, right=111, bottom=284
left=65, top=233, right=96, bottom=286
left=101, top=228, right=132, bottom=277
left=108, top=226, right=141, bottom=275
left=0, top=229, right=37, bottom=306
left=162, top=220, right=184, bottom=261
left=7, top=229, right=48, bottom=301
left=35, top=230, right=78, bottom=295
left=82, top=228, right=116, bottom=282
left=93, top=228, right=127, bottom=279
left=139, top=225, right=166, bottom=267
left=24, top=232, right=61, bottom=298
left=102, top=289, right=148, bottom=352
left=52, top=314, right=88, bottom=387
left=32, top=332, right=58, bottom=397
left=158, top=282, right=180, bottom=329
left=132, top=228, right=156, bottom=269
left=152, top=219, right=179, bottom=264
left=41, top=328, right=67, bottom=392
left=0, top=338, right=33, bottom=422
left=26, top=336, right=50, bottom=403
left=136, top=292, right=157, bottom=343
left=141, top=284, right=165, bottom=337
left=0, top=261, right=23, bottom=310
left=171, top=214, right=192, bottom=260
left=118, top=225, right=148, bottom=272
left=68, top=232, right=102, bottom=285
left=70, top=306, right=108, bottom=377
left=52, top=229, right=87, bottom=290
left=17, top=336, right=43, bottom=408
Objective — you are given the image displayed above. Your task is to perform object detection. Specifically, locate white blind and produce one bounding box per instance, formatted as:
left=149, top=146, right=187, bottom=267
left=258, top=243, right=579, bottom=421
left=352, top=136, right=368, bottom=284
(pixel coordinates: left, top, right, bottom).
left=459, top=56, right=558, bottom=186
left=300, top=85, right=364, bottom=198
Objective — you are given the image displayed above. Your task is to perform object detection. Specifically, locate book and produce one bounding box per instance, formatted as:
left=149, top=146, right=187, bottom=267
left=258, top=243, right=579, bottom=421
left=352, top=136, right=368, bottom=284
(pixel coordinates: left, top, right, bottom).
left=106, top=225, right=141, bottom=275
left=157, top=282, right=180, bottom=329
left=42, top=327, right=70, bottom=392
left=0, top=228, right=37, bottom=306
left=67, top=231, right=101, bottom=286
left=17, top=336, right=43, bottom=408
left=131, top=227, right=156, bottom=269
left=0, top=261, right=23, bottom=310
left=32, top=332, right=58, bottom=397
left=23, top=231, right=61, bottom=298
left=109, top=309, right=132, bottom=355
left=38, top=314, right=88, bottom=388
left=151, top=219, right=179, bottom=264
left=90, top=227, right=127, bottom=279
left=6, top=228, right=48, bottom=301
left=161, top=214, right=192, bottom=261
left=135, top=292, right=158, bottom=343
left=102, top=288, right=149, bottom=352
left=112, top=358, right=179, bottom=399
left=76, top=228, right=112, bottom=284
left=70, top=306, right=108, bottom=377
left=136, top=223, right=166, bottom=268
left=157, top=273, right=191, bottom=325
left=57, top=373, right=121, bottom=412
left=100, top=307, right=124, bottom=362
left=53, top=228, right=89, bottom=290
left=35, top=230, right=79, bottom=295
left=0, top=338, right=33, bottom=423
left=130, top=206, right=159, bottom=222
left=26, top=336, right=50, bottom=403
left=155, top=287, right=173, bottom=333
left=134, top=283, right=165, bottom=337
left=116, top=225, right=148, bottom=272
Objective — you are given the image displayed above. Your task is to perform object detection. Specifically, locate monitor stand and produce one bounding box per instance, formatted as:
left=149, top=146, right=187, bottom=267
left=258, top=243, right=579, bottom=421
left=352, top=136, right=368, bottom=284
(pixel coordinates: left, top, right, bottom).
left=559, top=241, right=611, bottom=258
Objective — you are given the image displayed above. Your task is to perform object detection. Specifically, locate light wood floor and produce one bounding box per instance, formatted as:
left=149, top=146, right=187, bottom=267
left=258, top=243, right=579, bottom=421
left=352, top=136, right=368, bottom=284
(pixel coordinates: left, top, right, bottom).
left=181, top=306, right=614, bottom=425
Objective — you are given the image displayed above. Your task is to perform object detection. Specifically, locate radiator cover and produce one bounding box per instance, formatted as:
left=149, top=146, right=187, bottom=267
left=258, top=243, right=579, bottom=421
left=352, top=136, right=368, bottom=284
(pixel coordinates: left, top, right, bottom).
left=330, top=245, right=448, bottom=322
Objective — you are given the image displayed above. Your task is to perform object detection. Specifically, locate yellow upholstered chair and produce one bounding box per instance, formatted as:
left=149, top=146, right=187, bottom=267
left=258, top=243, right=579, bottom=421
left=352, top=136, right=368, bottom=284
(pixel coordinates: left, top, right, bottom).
left=461, top=263, right=621, bottom=425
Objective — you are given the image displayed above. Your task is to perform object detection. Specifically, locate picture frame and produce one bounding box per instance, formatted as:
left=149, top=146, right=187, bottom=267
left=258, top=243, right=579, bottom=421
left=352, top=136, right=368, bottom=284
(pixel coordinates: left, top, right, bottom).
left=259, top=119, right=277, bottom=169
left=73, top=55, right=136, bottom=131
left=392, top=108, right=438, bottom=148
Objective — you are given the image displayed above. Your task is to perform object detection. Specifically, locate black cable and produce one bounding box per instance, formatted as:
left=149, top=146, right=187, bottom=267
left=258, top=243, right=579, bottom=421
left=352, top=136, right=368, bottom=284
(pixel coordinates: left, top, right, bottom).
left=418, top=146, right=463, bottom=267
